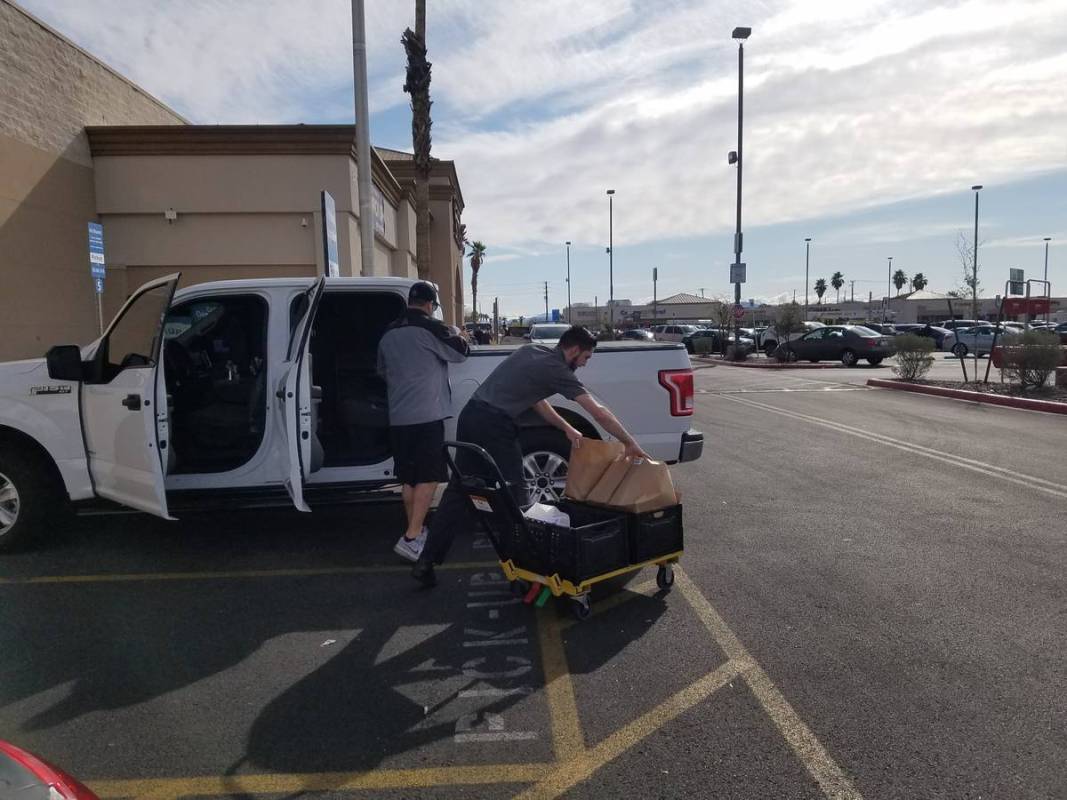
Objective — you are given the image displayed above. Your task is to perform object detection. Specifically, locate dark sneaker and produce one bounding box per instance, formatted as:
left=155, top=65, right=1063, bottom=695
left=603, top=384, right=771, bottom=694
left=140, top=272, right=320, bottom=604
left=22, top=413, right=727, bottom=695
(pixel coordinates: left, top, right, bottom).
left=411, top=559, right=437, bottom=588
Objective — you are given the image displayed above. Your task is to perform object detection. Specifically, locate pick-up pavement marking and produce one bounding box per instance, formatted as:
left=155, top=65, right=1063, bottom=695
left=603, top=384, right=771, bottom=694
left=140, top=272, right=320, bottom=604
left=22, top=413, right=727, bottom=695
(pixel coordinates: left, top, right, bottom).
left=69, top=564, right=862, bottom=799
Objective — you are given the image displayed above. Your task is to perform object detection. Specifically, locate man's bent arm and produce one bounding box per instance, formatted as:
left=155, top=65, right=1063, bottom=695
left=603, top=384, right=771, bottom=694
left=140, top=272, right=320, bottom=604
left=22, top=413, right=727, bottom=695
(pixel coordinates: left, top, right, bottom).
left=575, top=394, right=650, bottom=459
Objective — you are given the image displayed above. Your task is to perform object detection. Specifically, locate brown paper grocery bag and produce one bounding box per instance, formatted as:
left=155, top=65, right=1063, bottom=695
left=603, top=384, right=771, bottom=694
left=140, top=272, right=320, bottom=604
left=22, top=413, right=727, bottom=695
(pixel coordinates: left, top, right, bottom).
left=608, top=458, right=678, bottom=513
left=564, top=439, right=625, bottom=501
left=583, top=454, right=632, bottom=506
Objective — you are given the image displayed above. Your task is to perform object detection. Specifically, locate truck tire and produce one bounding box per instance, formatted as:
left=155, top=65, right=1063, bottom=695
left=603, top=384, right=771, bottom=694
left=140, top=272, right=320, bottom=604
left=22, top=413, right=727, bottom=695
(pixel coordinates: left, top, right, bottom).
left=519, top=428, right=572, bottom=505
left=763, top=341, right=778, bottom=357
left=0, top=445, right=65, bottom=553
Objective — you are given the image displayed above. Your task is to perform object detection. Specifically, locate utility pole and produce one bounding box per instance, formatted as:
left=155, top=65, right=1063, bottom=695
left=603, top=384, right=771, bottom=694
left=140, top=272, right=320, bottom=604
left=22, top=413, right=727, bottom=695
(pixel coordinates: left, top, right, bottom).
left=544, top=281, right=549, bottom=322
left=1044, top=237, right=1052, bottom=324
left=884, top=256, right=893, bottom=323
left=731, top=26, right=751, bottom=360
left=594, top=294, right=599, bottom=328
left=351, top=0, right=375, bottom=275
left=607, top=189, right=615, bottom=334
left=653, top=268, right=658, bottom=326
left=850, top=280, right=855, bottom=303
left=699, top=287, right=705, bottom=297
left=493, top=297, right=499, bottom=342
left=565, top=241, right=572, bottom=323
left=804, top=237, right=811, bottom=319
left=971, top=185, right=982, bottom=379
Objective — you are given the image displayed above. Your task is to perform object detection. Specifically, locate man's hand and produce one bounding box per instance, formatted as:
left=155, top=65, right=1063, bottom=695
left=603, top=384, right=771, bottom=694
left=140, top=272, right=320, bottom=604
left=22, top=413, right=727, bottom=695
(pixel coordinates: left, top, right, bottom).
left=565, top=427, right=584, bottom=450
left=624, top=441, right=651, bottom=461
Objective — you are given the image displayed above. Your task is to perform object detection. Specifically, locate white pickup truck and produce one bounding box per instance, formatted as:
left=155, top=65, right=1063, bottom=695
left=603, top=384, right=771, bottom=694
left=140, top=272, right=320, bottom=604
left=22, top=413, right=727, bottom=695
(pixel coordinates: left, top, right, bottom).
left=0, top=275, right=703, bottom=551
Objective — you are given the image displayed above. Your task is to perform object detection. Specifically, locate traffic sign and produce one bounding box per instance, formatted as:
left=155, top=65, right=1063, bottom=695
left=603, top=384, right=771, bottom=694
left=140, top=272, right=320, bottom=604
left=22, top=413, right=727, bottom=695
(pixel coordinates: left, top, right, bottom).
left=1009, top=268, right=1024, bottom=295
left=94, top=277, right=104, bottom=295
left=733, top=303, right=745, bottom=321
left=730, top=262, right=747, bottom=284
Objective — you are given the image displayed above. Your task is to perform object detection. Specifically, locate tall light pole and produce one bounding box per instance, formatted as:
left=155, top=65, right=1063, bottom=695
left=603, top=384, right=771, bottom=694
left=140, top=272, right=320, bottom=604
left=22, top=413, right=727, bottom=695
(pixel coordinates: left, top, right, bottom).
left=606, top=189, right=615, bottom=334
left=1044, top=237, right=1052, bottom=324
left=884, top=256, right=893, bottom=323
left=731, top=25, right=751, bottom=358
left=565, top=241, right=572, bottom=323
left=971, top=185, right=982, bottom=323
left=804, top=237, right=811, bottom=318
left=653, top=267, right=658, bottom=326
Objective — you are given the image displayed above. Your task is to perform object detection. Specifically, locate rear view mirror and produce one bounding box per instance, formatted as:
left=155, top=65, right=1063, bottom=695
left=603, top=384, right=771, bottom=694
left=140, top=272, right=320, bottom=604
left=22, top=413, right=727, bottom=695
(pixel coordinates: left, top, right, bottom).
left=46, top=345, right=84, bottom=382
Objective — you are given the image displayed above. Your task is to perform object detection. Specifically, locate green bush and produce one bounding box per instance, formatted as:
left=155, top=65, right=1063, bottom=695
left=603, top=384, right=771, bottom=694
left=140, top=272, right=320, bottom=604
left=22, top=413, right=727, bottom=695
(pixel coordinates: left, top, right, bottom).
left=1001, top=331, right=1064, bottom=389
left=892, top=334, right=935, bottom=381
left=694, top=338, right=715, bottom=355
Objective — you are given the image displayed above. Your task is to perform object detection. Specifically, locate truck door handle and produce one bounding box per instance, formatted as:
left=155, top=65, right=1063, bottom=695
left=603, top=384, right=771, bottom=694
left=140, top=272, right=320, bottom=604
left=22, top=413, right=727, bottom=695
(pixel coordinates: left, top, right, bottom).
left=121, top=394, right=142, bottom=410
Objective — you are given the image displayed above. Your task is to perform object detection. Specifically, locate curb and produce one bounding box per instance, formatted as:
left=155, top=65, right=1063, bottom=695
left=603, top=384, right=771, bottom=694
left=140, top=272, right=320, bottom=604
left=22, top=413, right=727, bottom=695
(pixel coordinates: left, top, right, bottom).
left=866, top=378, right=1067, bottom=415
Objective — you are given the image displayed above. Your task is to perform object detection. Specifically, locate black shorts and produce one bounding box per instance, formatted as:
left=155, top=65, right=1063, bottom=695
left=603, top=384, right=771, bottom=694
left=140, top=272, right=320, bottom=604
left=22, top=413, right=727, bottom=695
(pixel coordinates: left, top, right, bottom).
left=390, top=420, right=448, bottom=486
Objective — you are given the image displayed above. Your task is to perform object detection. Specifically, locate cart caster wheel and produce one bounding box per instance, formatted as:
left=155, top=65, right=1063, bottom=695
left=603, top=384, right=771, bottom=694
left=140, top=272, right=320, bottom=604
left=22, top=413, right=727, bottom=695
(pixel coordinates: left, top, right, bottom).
left=571, top=596, right=591, bottom=621
left=511, top=579, right=530, bottom=597
left=656, top=565, right=675, bottom=590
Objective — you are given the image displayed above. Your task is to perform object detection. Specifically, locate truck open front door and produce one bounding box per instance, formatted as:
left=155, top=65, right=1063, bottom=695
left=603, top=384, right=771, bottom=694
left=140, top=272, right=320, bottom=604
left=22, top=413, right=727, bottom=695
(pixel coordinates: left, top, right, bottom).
left=278, top=276, right=326, bottom=512
left=81, top=273, right=180, bottom=518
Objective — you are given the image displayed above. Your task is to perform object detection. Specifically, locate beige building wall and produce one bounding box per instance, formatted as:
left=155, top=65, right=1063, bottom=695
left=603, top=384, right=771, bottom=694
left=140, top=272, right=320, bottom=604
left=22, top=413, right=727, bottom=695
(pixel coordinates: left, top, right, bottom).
left=0, top=0, right=184, bottom=359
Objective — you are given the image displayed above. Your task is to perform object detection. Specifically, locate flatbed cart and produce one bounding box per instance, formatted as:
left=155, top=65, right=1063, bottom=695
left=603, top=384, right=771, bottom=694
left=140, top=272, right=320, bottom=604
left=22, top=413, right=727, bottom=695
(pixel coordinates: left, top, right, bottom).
left=444, top=441, right=681, bottom=621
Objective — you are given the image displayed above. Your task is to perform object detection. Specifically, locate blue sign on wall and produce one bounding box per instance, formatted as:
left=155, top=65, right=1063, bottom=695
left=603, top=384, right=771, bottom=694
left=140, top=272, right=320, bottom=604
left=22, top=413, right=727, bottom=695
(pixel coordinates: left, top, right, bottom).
left=551, top=309, right=561, bottom=322
left=88, top=222, right=106, bottom=280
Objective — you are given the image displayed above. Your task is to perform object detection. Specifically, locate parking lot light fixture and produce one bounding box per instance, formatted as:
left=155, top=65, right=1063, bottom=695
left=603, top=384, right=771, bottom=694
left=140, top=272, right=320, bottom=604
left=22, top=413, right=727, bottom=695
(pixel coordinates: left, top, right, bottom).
left=607, top=189, right=615, bottom=334
left=804, top=238, right=811, bottom=318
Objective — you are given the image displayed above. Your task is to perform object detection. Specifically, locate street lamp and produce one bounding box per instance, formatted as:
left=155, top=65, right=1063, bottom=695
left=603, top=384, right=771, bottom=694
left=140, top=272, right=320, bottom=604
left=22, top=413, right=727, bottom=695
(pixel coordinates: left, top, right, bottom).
left=804, top=237, right=811, bottom=318
left=1044, top=237, right=1052, bottom=324
left=565, top=241, right=572, bottom=323
left=970, top=184, right=982, bottom=379
left=884, top=256, right=893, bottom=323
left=730, top=25, right=751, bottom=359
left=607, top=189, right=615, bottom=335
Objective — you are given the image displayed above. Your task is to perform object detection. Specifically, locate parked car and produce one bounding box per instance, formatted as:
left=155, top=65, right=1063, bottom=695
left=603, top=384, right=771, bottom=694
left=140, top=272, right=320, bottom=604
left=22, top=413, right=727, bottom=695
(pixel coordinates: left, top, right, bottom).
left=682, top=329, right=754, bottom=355
left=758, top=320, right=825, bottom=356
left=0, top=739, right=99, bottom=799
left=911, top=324, right=953, bottom=350
left=0, top=275, right=704, bottom=550
left=943, top=325, right=1022, bottom=358
left=654, top=324, right=701, bottom=343
left=527, top=323, right=571, bottom=344
left=940, top=319, right=982, bottom=330
left=619, top=328, right=655, bottom=341
left=864, top=323, right=898, bottom=336
left=776, top=325, right=894, bottom=366
left=892, top=323, right=925, bottom=334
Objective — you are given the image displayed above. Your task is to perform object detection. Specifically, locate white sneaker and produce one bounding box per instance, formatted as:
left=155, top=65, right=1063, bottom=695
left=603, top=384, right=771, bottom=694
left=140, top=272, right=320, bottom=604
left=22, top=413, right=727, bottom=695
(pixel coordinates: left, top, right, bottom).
left=394, top=528, right=427, bottom=562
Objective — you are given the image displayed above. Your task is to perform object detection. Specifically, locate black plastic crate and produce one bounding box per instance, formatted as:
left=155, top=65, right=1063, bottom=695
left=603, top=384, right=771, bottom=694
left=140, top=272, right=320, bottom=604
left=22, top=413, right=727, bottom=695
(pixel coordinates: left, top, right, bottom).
left=627, top=503, right=684, bottom=563
left=523, top=500, right=629, bottom=583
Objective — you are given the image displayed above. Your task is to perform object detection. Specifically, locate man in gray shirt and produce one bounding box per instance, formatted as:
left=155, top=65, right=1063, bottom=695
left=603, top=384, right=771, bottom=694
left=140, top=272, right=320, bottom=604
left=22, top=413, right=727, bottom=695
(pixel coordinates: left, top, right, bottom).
left=378, top=282, right=469, bottom=562
left=413, top=325, right=648, bottom=586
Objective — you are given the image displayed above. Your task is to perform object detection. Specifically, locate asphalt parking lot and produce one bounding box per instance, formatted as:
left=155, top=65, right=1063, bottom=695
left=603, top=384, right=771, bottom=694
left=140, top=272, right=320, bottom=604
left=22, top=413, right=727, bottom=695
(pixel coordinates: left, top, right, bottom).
left=2, top=363, right=1065, bottom=798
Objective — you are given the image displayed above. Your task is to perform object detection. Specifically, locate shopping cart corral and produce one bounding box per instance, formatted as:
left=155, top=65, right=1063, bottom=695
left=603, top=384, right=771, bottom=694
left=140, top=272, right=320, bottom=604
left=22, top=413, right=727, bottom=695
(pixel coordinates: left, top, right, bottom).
left=444, top=441, right=684, bottom=620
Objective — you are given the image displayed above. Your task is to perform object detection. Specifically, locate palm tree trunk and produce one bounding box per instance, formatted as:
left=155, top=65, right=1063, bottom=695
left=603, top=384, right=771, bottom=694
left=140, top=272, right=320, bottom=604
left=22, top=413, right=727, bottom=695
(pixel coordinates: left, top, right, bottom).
left=404, top=1, right=432, bottom=279
left=472, top=274, right=478, bottom=323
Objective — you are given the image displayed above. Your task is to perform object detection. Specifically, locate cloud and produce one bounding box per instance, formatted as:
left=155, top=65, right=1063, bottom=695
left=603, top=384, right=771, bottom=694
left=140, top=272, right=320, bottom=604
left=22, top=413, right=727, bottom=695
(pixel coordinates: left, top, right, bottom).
left=21, top=0, right=1067, bottom=262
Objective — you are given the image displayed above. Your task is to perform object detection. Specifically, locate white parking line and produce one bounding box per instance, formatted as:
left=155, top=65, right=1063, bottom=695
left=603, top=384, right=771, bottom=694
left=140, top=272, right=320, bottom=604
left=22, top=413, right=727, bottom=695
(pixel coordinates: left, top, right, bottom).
left=720, top=394, right=1067, bottom=501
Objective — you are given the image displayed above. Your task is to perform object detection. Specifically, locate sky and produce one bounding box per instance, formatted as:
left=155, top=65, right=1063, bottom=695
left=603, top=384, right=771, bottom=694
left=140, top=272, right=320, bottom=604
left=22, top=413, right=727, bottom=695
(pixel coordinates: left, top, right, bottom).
left=22, top=0, right=1067, bottom=318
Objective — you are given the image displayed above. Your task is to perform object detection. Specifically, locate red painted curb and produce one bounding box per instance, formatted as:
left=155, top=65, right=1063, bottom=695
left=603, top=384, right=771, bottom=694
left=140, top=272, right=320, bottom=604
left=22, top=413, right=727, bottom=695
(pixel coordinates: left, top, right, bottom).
left=866, top=378, right=1067, bottom=415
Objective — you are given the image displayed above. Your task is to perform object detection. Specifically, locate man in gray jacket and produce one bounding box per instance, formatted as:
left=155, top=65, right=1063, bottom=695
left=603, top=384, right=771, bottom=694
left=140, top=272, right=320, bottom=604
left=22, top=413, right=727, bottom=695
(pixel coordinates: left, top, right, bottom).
left=378, top=282, right=469, bottom=561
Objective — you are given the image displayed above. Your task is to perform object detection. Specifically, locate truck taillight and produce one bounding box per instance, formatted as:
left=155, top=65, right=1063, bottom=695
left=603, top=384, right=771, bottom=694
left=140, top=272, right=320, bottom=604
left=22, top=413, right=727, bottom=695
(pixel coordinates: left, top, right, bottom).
left=658, top=369, right=694, bottom=416
left=0, top=741, right=100, bottom=800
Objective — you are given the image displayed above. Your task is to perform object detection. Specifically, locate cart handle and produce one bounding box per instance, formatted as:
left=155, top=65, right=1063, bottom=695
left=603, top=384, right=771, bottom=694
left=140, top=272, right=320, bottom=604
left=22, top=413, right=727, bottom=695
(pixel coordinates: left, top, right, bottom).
left=442, top=440, right=510, bottom=490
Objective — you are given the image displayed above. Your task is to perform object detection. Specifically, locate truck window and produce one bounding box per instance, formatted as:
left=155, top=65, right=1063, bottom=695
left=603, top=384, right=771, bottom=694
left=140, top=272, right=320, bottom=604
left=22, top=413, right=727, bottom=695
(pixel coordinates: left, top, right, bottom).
left=101, top=282, right=173, bottom=382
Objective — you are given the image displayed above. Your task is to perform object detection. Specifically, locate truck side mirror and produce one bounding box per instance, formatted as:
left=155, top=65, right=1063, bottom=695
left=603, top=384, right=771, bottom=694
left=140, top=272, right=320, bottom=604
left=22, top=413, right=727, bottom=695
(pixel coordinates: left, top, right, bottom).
left=46, top=345, right=84, bottom=382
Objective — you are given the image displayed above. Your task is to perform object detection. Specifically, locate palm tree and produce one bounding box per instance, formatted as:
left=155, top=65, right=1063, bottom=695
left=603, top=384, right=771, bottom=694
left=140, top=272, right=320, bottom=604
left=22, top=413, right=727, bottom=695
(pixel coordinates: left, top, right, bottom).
left=893, top=268, right=908, bottom=295
left=814, top=278, right=827, bottom=306
left=402, top=0, right=432, bottom=279
left=911, top=273, right=928, bottom=292
left=467, top=240, right=486, bottom=323
left=831, top=271, right=844, bottom=304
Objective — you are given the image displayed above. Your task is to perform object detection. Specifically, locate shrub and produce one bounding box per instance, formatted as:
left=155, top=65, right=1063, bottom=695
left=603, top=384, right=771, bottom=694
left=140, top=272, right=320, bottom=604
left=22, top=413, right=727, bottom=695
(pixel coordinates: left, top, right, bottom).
left=892, top=334, right=935, bottom=381
left=694, top=337, right=715, bottom=355
left=1001, top=331, right=1063, bottom=389
left=725, top=343, right=748, bottom=361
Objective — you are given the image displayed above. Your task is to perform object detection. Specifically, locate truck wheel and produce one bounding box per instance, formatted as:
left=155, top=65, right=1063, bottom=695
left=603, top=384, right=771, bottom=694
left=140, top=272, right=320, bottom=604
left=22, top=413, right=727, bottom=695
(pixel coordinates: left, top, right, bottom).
left=0, top=446, right=64, bottom=553
left=763, top=342, right=777, bottom=357
left=952, top=343, right=968, bottom=358
left=520, top=428, right=571, bottom=505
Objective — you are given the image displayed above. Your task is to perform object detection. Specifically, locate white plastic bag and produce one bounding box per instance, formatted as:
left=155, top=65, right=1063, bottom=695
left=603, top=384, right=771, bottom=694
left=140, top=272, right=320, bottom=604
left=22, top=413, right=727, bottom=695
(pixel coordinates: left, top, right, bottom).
left=522, top=502, right=571, bottom=527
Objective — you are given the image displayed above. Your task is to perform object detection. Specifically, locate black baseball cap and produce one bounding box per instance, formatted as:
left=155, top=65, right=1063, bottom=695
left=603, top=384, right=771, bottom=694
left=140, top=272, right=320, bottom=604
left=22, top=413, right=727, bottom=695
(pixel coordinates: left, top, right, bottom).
left=408, top=281, right=439, bottom=306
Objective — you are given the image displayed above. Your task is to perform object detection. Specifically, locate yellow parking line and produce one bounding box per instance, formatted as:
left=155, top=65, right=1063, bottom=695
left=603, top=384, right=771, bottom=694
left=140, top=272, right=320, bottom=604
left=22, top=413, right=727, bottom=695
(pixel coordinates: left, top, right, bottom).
left=675, top=569, right=864, bottom=800
left=88, top=763, right=553, bottom=799
left=537, top=609, right=586, bottom=760
left=558, top=577, right=659, bottom=632
left=512, top=661, right=744, bottom=800
left=0, top=562, right=499, bottom=586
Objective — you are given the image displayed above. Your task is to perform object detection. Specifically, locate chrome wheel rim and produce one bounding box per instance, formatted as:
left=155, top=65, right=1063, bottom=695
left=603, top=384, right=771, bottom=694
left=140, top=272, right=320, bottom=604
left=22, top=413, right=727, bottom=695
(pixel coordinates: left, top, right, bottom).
left=842, top=351, right=856, bottom=366
left=523, top=451, right=569, bottom=504
left=0, top=471, right=20, bottom=536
